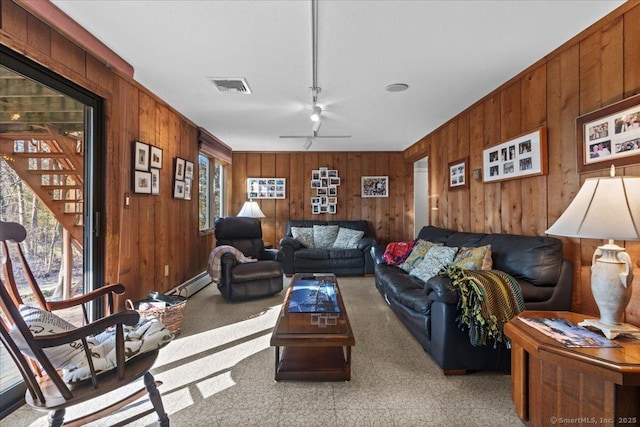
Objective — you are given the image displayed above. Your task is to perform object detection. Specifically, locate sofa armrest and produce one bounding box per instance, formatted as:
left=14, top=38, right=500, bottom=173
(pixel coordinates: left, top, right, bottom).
left=357, top=236, right=376, bottom=251
left=425, top=275, right=459, bottom=305
left=370, top=245, right=386, bottom=265
left=279, top=236, right=300, bottom=275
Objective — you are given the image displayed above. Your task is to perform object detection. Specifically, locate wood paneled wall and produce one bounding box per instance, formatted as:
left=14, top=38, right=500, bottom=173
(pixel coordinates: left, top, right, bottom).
left=231, top=152, right=413, bottom=247
left=0, top=0, right=213, bottom=302
left=404, top=1, right=640, bottom=326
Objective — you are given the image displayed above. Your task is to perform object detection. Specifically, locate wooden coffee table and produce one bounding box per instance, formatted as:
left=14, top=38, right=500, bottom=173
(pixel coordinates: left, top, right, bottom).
left=270, top=273, right=355, bottom=381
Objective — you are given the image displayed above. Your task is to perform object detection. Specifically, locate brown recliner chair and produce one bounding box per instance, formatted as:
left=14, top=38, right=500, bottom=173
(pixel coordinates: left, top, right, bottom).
left=213, top=216, right=283, bottom=301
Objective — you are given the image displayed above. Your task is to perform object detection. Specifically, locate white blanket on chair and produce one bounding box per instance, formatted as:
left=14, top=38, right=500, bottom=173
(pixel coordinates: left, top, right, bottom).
left=207, top=245, right=257, bottom=284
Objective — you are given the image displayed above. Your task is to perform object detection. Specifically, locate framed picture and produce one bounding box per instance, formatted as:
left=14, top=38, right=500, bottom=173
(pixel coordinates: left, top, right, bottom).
left=311, top=170, right=320, bottom=180
left=174, top=157, right=185, bottom=181
left=361, top=176, right=388, bottom=198
left=329, top=177, right=340, bottom=186
left=327, top=186, right=337, bottom=196
left=483, top=127, right=547, bottom=183
left=246, top=177, right=286, bottom=199
left=448, top=157, right=469, bottom=191
left=184, top=160, right=194, bottom=180
left=150, top=168, right=160, bottom=195
left=173, top=179, right=185, bottom=199
left=184, top=179, right=192, bottom=200
left=319, top=167, right=328, bottom=178
left=133, top=170, right=152, bottom=194
left=312, top=204, right=320, bottom=214
left=150, top=146, right=163, bottom=169
left=133, top=141, right=149, bottom=171
left=328, top=204, right=336, bottom=214
left=576, top=93, right=640, bottom=173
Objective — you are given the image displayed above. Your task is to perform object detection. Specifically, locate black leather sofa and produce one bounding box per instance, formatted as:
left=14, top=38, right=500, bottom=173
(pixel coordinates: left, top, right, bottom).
left=280, top=220, right=377, bottom=276
left=372, top=225, right=573, bottom=374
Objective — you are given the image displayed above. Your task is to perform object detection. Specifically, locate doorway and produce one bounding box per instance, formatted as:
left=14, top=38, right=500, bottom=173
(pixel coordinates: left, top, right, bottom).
left=0, top=46, right=105, bottom=416
left=413, top=156, right=429, bottom=236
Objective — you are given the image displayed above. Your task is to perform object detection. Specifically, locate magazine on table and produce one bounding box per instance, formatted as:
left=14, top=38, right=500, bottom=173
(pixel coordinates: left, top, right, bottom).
left=519, top=317, right=621, bottom=348
left=288, top=279, right=340, bottom=313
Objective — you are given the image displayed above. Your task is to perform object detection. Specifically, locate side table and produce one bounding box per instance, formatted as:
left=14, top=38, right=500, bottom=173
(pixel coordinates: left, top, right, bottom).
left=504, top=311, right=640, bottom=427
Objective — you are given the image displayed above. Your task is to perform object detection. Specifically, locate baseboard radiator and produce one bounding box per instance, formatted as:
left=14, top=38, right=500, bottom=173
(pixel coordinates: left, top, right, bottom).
left=168, top=271, right=211, bottom=298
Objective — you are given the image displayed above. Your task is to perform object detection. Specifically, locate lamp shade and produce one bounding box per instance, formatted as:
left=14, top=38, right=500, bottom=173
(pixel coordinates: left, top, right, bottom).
left=546, top=176, right=640, bottom=241
left=237, top=201, right=265, bottom=218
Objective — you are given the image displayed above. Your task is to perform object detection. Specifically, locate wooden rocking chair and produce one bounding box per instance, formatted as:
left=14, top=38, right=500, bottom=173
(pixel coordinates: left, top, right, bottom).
left=0, top=221, right=169, bottom=426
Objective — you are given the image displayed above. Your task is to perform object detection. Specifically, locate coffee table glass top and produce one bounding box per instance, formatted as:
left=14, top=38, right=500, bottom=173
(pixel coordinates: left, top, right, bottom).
left=274, top=274, right=351, bottom=336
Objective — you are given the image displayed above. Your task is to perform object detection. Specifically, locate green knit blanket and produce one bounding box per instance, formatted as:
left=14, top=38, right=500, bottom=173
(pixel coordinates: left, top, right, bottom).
left=440, top=265, right=525, bottom=347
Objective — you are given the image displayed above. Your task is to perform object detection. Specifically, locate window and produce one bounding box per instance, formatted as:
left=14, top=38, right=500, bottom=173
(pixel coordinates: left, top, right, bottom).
left=198, top=154, right=225, bottom=231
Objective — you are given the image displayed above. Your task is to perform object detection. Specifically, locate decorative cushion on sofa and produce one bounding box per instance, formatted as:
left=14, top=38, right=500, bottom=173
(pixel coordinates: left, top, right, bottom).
left=382, top=240, right=416, bottom=266
left=313, top=225, right=340, bottom=249
left=409, top=246, right=458, bottom=282
left=400, top=240, right=442, bottom=272
left=452, top=245, right=493, bottom=270
left=332, top=227, right=365, bottom=249
left=291, top=226, right=314, bottom=248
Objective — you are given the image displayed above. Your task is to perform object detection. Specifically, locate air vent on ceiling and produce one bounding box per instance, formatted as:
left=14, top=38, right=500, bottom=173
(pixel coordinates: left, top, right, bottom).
left=210, top=77, right=252, bottom=94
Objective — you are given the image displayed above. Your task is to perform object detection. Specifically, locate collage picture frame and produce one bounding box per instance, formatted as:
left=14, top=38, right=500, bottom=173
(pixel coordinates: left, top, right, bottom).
left=576, top=93, right=640, bottom=173
left=311, top=167, right=340, bottom=214
left=132, top=141, right=162, bottom=195
left=361, top=176, right=388, bottom=198
left=482, top=127, right=547, bottom=183
left=448, top=157, right=469, bottom=191
left=247, top=178, right=286, bottom=199
left=173, top=157, right=194, bottom=200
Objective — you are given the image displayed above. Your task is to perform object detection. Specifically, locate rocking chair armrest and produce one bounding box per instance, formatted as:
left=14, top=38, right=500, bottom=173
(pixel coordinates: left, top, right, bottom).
left=46, top=284, right=127, bottom=311
left=33, top=310, right=140, bottom=348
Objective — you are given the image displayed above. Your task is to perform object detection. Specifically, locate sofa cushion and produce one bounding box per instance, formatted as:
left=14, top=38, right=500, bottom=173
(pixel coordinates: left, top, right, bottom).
left=409, top=246, right=458, bottom=282
left=330, top=248, right=363, bottom=259
left=376, top=265, right=425, bottom=298
left=295, top=248, right=330, bottom=260
left=313, top=225, right=339, bottom=249
left=517, top=279, right=555, bottom=302
left=332, top=227, right=365, bottom=249
left=400, top=240, right=442, bottom=272
left=396, top=288, right=431, bottom=315
left=291, top=226, right=314, bottom=248
left=452, top=245, right=492, bottom=270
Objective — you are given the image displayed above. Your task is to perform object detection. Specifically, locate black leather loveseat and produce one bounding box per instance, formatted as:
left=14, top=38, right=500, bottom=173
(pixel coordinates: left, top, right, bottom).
left=372, top=225, right=573, bottom=374
left=280, top=220, right=377, bottom=276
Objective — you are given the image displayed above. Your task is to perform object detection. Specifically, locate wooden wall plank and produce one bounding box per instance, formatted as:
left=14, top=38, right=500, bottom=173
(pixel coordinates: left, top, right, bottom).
left=26, top=13, right=50, bottom=56
left=288, top=153, right=305, bottom=223
left=50, top=29, right=84, bottom=76
left=469, top=104, right=484, bottom=232
left=623, top=4, right=640, bottom=97
left=275, top=153, right=291, bottom=245
left=346, top=152, right=362, bottom=222
left=600, top=16, right=624, bottom=106
left=260, top=153, right=276, bottom=246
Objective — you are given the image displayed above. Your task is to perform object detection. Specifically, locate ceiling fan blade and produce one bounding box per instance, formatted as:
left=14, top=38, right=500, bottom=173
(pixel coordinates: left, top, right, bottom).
left=279, top=135, right=352, bottom=138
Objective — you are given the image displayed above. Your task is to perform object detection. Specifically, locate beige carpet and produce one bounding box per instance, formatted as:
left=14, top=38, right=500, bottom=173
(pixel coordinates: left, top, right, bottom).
left=4, top=276, right=523, bottom=426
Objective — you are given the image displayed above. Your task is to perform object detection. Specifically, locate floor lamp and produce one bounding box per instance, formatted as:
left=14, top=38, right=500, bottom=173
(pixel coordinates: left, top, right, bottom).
left=546, top=167, right=640, bottom=339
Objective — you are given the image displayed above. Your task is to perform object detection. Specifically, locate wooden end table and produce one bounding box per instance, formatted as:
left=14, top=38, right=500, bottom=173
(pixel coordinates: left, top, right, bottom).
left=270, top=273, right=355, bottom=381
left=504, top=311, right=640, bottom=427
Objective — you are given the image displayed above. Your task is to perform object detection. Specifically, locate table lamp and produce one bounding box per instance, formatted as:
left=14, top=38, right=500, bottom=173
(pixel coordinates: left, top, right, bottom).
left=237, top=200, right=265, bottom=218
left=546, top=166, right=640, bottom=339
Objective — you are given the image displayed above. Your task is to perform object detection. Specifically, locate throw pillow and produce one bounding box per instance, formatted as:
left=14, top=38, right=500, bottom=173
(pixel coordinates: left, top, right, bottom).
left=399, top=240, right=442, bottom=272
left=382, top=240, right=417, bottom=266
left=452, top=245, right=493, bottom=270
left=9, top=305, right=84, bottom=369
left=332, top=227, right=365, bottom=249
left=291, top=226, right=314, bottom=248
left=313, top=225, right=340, bottom=249
left=409, top=246, right=459, bottom=282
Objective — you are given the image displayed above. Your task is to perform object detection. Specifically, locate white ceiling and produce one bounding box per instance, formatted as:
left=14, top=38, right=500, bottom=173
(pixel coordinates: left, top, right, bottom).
left=52, top=0, right=625, bottom=152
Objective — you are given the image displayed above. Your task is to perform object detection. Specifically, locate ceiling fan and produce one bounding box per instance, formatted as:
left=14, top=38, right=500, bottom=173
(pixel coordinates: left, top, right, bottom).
left=278, top=0, right=351, bottom=149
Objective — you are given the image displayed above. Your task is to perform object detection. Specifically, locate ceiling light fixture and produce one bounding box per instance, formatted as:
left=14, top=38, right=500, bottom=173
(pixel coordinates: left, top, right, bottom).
left=310, top=105, right=322, bottom=122
left=385, top=83, right=409, bottom=92
left=303, top=138, right=313, bottom=150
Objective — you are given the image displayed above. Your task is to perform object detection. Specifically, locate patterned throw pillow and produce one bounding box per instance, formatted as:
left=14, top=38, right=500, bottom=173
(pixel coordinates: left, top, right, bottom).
left=399, top=240, right=442, bottom=272
left=382, top=240, right=417, bottom=266
left=452, top=245, right=493, bottom=270
left=313, top=225, right=340, bottom=249
left=291, top=227, right=314, bottom=248
left=409, top=246, right=459, bottom=282
left=332, top=227, right=365, bottom=249
left=9, top=305, right=84, bottom=368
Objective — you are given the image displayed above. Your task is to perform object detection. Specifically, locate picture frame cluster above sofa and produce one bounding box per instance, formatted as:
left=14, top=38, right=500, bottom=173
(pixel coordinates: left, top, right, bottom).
left=279, top=220, right=377, bottom=276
